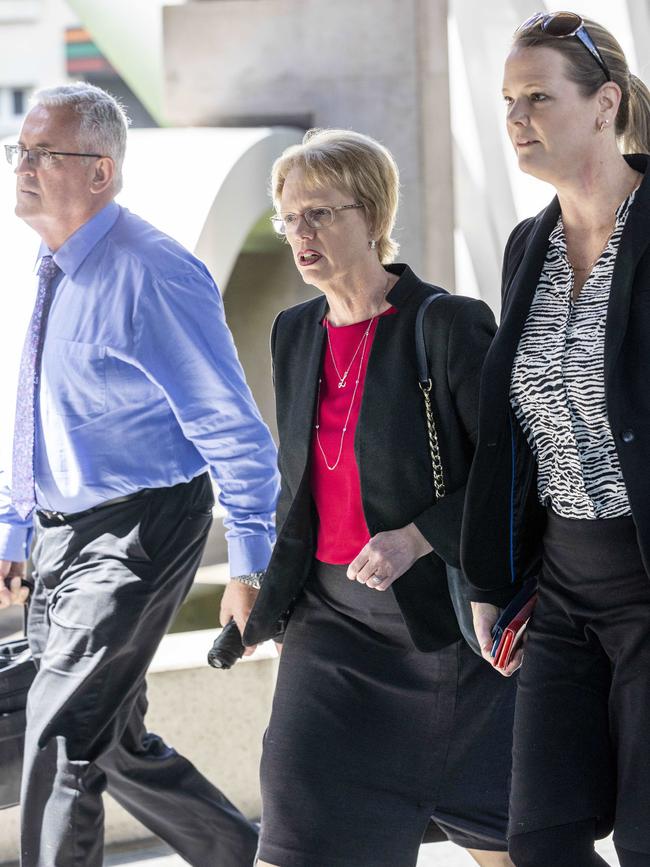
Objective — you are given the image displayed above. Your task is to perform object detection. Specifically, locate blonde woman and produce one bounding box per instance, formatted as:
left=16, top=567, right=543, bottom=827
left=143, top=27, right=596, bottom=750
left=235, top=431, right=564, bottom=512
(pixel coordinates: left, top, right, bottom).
left=232, top=129, right=516, bottom=867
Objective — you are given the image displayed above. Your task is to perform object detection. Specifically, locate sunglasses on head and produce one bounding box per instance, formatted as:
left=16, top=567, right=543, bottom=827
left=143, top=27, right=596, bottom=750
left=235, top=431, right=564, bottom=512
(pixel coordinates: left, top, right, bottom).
left=516, top=11, right=612, bottom=82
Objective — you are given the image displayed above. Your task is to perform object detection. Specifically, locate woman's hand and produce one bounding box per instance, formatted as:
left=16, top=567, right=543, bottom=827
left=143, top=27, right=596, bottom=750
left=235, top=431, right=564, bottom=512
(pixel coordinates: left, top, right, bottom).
left=471, top=601, right=523, bottom=677
left=347, top=523, right=433, bottom=591
left=220, top=580, right=259, bottom=657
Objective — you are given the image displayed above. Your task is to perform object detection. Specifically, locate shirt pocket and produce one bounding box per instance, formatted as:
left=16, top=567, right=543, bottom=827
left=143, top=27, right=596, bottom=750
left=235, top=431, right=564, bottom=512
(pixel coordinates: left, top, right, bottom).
left=45, top=338, right=107, bottom=419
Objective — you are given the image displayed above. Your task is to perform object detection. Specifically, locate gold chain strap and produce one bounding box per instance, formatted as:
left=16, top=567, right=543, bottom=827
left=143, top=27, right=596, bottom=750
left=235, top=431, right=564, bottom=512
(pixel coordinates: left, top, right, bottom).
left=419, top=379, right=446, bottom=500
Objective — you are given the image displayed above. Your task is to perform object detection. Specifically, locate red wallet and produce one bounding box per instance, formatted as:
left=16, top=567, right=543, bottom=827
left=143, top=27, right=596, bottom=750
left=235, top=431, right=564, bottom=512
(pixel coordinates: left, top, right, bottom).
left=492, top=593, right=537, bottom=671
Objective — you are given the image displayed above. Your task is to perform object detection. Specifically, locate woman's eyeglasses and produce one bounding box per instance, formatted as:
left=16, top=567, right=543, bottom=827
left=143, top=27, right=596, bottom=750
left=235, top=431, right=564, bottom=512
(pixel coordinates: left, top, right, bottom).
left=516, top=11, right=612, bottom=82
left=271, top=203, right=364, bottom=235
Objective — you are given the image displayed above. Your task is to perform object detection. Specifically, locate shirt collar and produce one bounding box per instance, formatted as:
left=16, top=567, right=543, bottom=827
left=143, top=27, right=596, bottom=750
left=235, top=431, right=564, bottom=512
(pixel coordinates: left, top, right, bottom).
left=36, top=201, right=121, bottom=277
left=616, top=185, right=637, bottom=224
left=549, top=185, right=639, bottom=258
left=548, top=215, right=566, bottom=255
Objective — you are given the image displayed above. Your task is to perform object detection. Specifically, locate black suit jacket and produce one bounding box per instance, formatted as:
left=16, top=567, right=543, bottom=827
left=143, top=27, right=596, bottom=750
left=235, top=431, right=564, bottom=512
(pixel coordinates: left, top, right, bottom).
left=243, top=264, right=497, bottom=652
left=461, top=154, right=650, bottom=606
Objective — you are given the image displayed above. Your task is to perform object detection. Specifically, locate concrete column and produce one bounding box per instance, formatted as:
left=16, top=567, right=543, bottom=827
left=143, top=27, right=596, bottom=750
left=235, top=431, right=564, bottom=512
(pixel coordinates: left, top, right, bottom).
left=415, top=0, right=455, bottom=290
left=162, top=0, right=455, bottom=286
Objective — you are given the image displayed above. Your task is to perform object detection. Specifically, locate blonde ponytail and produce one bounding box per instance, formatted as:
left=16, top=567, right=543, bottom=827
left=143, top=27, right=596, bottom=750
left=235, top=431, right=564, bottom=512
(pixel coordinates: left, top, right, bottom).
left=623, top=74, right=650, bottom=154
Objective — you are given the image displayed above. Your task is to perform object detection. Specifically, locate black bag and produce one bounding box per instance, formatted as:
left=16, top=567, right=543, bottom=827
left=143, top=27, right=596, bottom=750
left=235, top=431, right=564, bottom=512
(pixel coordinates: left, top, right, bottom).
left=207, top=618, right=246, bottom=670
left=0, top=637, right=36, bottom=809
left=415, top=294, right=482, bottom=656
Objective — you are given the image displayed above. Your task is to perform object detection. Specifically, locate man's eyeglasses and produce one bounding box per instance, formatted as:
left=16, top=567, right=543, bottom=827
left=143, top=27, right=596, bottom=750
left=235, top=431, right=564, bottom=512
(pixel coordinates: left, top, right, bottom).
left=271, top=203, right=364, bottom=235
left=5, top=144, right=102, bottom=171
left=516, top=11, right=612, bottom=83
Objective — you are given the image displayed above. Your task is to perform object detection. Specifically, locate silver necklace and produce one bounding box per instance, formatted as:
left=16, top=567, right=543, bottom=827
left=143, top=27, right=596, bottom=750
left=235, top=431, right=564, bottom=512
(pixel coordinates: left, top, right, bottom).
left=325, top=316, right=374, bottom=388
left=568, top=221, right=616, bottom=273
left=325, top=274, right=391, bottom=388
left=315, top=320, right=374, bottom=471
left=567, top=175, right=641, bottom=274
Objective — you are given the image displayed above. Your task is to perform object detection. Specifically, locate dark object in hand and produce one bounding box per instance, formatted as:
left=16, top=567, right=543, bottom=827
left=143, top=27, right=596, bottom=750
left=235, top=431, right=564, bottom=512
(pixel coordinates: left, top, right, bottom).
left=207, top=619, right=246, bottom=670
left=490, top=579, right=538, bottom=671
left=0, top=637, right=37, bottom=809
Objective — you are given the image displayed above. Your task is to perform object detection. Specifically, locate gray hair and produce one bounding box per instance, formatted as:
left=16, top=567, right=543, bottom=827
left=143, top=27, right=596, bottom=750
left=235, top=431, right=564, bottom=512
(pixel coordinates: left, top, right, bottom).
left=32, top=82, right=130, bottom=191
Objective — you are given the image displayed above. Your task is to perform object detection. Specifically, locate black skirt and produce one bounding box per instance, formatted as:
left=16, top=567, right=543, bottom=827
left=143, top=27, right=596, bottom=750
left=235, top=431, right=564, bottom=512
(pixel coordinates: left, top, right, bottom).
left=257, top=561, right=517, bottom=867
left=510, top=509, right=650, bottom=851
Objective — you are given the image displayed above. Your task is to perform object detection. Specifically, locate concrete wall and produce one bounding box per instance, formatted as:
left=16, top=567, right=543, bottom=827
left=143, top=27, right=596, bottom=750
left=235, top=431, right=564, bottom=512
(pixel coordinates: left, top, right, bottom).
left=162, top=0, right=455, bottom=291
left=224, top=246, right=315, bottom=442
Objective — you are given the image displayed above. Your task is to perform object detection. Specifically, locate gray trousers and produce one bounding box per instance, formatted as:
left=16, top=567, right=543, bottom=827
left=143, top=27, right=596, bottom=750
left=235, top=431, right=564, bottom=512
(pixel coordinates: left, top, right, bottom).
left=22, top=474, right=258, bottom=867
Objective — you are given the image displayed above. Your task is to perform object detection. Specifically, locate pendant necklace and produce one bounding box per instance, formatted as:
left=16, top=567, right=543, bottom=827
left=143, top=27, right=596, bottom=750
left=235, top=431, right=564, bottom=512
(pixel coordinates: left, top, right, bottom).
left=325, top=316, right=375, bottom=389
left=315, top=320, right=374, bottom=471
left=324, top=274, right=391, bottom=388
left=568, top=176, right=641, bottom=277
left=568, top=221, right=616, bottom=274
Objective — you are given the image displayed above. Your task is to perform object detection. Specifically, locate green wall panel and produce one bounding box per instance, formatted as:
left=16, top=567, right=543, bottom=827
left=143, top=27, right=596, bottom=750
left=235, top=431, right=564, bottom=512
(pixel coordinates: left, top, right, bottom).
left=65, top=0, right=181, bottom=125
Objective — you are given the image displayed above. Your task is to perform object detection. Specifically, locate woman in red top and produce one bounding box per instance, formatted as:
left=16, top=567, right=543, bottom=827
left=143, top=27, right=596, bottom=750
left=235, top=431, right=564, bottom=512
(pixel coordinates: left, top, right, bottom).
left=242, top=129, right=516, bottom=867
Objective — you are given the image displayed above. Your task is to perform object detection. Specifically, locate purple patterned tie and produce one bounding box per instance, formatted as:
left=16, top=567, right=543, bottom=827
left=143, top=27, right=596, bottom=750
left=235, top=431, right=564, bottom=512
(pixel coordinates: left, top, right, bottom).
left=11, top=255, right=60, bottom=519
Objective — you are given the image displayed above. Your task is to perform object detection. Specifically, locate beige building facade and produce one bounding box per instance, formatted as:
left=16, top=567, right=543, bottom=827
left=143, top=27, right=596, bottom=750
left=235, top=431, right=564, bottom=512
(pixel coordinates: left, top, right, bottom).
left=162, top=0, right=455, bottom=290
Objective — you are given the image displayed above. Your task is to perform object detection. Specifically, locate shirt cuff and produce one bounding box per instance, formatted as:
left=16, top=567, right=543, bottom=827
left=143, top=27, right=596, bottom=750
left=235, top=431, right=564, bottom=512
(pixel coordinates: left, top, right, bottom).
left=0, top=523, right=32, bottom=562
left=227, top=533, right=273, bottom=578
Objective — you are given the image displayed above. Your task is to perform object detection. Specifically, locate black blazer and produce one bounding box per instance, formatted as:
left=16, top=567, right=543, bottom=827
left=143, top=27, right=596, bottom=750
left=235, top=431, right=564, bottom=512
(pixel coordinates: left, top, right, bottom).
left=461, top=153, right=650, bottom=606
left=243, top=264, right=497, bottom=652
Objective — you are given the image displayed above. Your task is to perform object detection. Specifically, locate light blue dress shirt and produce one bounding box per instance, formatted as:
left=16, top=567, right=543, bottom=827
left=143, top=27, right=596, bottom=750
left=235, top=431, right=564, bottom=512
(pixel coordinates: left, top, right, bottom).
left=0, top=202, right=279, bottom=575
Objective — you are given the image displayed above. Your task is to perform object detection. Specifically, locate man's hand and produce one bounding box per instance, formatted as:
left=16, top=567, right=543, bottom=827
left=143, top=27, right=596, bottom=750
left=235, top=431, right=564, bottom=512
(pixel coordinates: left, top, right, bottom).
left=471, top=601, right=523, bottom=677
left=219, top=580, right=259, bottom=657
left=347, top=522, right=433, bottom=591
left=0, top=560, right=30, bottom=608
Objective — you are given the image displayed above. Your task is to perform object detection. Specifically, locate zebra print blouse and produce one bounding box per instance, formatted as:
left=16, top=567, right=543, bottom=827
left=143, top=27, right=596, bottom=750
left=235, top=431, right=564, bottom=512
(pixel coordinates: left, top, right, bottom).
left=509, top=189, right=637, bottom=520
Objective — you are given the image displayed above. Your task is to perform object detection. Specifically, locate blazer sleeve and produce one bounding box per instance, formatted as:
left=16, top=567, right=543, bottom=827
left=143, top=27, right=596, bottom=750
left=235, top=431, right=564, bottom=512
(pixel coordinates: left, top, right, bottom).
left=462, top=217, right=540, bottom=607
left=411, top=298, right=497, bottom=566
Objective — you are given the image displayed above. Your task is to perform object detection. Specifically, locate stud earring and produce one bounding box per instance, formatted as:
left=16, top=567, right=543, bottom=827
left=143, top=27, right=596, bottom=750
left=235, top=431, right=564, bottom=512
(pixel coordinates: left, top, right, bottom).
left=369, top=240, right=377, bottom=250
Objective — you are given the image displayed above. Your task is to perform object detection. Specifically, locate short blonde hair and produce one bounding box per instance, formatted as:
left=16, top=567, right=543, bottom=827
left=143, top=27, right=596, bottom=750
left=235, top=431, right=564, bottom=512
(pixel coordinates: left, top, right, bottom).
left=271, top=128, right=400, bottom=264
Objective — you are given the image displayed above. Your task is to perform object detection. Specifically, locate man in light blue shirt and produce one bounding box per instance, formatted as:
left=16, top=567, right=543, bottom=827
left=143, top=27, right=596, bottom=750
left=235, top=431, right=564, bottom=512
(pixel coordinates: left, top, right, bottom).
left=1, top=82, right=278, bottom=867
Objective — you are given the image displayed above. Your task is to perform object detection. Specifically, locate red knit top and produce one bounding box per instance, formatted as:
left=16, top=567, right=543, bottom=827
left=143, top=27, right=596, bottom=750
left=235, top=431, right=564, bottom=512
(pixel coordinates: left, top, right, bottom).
left=311, top=308, right=396, bottom=564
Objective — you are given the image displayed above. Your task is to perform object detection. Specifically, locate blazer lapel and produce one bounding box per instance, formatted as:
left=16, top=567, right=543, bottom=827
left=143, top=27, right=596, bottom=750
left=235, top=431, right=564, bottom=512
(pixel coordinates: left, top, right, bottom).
left=485, top=200, right=560, bottom=422
left=605, top=156, right=650, bottom=388
left=501, top=200, right=560, bottom=332
left=279, top=267, right=417, bottom=493
left=285, top=298, right=327, bottom=485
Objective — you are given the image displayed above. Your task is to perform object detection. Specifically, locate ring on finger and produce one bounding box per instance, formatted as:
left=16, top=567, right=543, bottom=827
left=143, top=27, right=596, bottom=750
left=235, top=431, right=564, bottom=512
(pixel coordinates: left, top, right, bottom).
left=370, top=574, right=384, bottom=584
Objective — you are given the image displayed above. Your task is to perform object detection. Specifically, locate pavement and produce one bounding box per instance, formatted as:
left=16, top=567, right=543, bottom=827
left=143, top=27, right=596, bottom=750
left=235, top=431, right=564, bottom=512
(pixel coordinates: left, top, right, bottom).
left=0, top=833, right=622, bottom=866
left=101, top=835, right=621, bottom=866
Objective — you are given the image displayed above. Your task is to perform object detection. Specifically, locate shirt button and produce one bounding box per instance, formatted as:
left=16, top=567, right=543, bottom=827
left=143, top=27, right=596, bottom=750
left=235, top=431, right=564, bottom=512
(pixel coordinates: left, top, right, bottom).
left=621, top=429, right=635, bottom=443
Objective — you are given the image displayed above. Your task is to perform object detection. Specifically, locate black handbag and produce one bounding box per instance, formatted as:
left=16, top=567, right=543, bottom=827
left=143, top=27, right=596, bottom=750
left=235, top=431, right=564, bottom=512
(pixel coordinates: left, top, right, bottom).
left=0, top=636, right=36, bottom=809
left=415, top=293, right=482, bottom=656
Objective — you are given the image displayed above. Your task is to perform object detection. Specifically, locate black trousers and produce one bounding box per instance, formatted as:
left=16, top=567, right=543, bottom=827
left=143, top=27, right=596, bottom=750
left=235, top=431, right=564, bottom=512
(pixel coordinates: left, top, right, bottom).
left=22, top=474, right=258, bottom=867
left=509, top=508, right=650, bottom=855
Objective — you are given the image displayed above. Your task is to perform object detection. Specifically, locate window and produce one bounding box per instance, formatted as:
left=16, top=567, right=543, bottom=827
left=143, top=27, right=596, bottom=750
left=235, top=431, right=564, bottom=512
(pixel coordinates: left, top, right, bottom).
left=12, top=88, right=25, bottom=116
left=0, top=87, right=32, bottom=129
